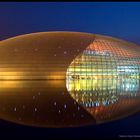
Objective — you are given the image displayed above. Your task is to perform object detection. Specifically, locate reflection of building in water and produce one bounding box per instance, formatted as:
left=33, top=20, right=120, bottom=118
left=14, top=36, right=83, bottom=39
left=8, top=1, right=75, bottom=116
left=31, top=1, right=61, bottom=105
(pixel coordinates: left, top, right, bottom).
left=1, top=32, right=140, bottom=127
left=66, top=38, right=140, bottom=107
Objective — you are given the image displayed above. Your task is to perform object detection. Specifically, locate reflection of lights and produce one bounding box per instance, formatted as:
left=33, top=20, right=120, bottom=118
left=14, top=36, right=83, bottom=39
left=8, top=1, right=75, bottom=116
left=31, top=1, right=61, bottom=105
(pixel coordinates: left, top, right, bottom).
left=46, top=79, right=65, bottom=88
left=0, top=81, right=21, bottom=89
left=0, top=72, right=23, bottom=80
left=66, top=79, right=119, bottom=107
left=46, top=71, right=65, bottom=80
left=0, top=71, right=66, bottom=80
left=0, top=71, right=23, bottom=89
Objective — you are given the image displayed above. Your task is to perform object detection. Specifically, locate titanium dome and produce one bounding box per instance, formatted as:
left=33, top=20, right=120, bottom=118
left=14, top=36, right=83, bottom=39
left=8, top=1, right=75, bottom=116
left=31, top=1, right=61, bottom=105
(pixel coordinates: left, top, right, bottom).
left=0, top=31, right=139, bottom=127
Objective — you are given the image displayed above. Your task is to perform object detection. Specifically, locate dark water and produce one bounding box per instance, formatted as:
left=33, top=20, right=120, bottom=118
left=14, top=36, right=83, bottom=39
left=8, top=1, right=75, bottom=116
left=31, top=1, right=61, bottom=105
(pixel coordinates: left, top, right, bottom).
left=0, top=80, right=95, bottom=127
left=0, top=78, right=139, bottom=128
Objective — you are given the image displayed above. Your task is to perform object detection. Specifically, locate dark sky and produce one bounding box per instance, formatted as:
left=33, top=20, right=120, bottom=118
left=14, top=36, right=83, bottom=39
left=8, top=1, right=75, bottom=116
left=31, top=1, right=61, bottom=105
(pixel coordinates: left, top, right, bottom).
left=0, top=2, right=140, bottom=45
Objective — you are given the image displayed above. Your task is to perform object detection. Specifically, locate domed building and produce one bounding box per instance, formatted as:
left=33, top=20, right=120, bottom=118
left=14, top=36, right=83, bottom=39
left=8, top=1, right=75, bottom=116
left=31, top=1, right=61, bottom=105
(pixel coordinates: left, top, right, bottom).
left=0, top=32, right=139, bottom=127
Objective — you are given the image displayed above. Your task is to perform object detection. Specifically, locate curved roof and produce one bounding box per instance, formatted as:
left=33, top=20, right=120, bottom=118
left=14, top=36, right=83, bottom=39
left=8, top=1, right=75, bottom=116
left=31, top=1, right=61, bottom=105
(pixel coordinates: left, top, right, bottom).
left=0, top=32, right=139, bottom=127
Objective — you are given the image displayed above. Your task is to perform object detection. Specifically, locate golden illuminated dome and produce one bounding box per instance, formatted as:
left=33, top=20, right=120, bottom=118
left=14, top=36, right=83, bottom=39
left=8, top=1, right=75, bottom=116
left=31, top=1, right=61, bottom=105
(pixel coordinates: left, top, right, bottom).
left=0, top=31, right=139, bottom=127
left=0, top=32, right=95, bottom=80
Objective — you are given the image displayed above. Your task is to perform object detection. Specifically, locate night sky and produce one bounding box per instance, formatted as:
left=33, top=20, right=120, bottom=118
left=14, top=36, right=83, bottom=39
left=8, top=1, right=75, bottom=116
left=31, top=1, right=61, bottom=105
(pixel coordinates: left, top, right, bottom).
left=0, top=2, right=140, bottom=139
left=1, top=2, right=140, bottom=45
